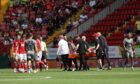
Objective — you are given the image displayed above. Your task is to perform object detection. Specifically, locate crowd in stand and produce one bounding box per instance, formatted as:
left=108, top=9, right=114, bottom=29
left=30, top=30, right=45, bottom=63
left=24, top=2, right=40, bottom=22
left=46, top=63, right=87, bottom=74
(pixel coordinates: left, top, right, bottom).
left=0, top=0, right=115, bottom=57
left=0, top=0, right=87, bottom=56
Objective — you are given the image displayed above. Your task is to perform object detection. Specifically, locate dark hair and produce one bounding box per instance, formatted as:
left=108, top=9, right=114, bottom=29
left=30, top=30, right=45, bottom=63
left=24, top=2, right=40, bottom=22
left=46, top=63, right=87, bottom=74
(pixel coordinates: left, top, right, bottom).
left=22, top=34, right=26, bottom=38
left=16, top=33, right=21, bottom=37
left=67, top=37, right=72, bottom=41
left=34, top=35, right=41, bottom=40
left=75, top=36, right=80, bottom=38
left=27, top=33, right=33, bottom=38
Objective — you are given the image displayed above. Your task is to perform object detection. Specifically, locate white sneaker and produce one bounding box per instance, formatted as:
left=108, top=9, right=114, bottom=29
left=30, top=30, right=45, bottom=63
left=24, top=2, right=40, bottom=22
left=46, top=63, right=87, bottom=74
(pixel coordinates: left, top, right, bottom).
left=14, top=68, right=17, bottom=73
left=131, top=67, right=134, bottom=71
left=96, top=68, right=102, bottom=71
left=72, top=68, right=75, bottom=71
left=36, top=69, right=39, bottom=72
left=46, top=66, right=48, bottom=70
left=28, top=69, right=31, bottom=74
left=44, top=65, right=48, bottom=70
left=33, top=70, right=37, bottom=73
left=30, top=68, right=33, bottom=72
left=19, top=68, right=25, bottom=73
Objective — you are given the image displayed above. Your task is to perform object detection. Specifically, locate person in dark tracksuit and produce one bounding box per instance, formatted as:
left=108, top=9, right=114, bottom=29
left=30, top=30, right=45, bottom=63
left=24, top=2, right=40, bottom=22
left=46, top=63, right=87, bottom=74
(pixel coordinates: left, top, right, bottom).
left=97, top=32, right=112, bottom=70
left=93, top=33, right=104, bottom=70
left=82, top=36, right=90, bottom=70
left=76, top=36, right=88, bottom=71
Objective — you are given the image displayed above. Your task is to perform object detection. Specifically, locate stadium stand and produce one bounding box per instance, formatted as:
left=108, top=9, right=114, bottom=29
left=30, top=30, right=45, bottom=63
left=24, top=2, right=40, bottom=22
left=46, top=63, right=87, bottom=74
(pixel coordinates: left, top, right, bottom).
left=0, top=0, right=115, bottom=55
left=81, top=0, right=140, bottom=46
left=0, top=0, right=117, bottom=68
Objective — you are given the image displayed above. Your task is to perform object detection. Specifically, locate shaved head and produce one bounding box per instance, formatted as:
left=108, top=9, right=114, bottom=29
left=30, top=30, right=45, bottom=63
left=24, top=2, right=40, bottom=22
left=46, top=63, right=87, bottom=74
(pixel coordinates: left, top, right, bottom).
left=59, top=35, right=64, bottom=39
left=82, top=36, right=86, bottom=41
left=97, top=32, right=101, bottom=36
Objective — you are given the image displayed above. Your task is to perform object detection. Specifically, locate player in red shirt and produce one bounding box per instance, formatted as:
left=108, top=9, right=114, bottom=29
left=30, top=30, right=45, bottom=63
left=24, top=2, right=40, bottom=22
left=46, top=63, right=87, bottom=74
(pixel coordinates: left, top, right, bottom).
left=35, top=35, right=42, bottom=72
left=18, top=35, right=27, bottom=72
left=12, top=34, right=21, bottom=73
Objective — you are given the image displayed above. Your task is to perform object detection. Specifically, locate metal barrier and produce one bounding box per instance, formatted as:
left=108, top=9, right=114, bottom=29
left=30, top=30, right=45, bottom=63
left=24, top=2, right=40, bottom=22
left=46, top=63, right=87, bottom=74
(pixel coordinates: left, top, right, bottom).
left=66, top=0, right=129, bottom=38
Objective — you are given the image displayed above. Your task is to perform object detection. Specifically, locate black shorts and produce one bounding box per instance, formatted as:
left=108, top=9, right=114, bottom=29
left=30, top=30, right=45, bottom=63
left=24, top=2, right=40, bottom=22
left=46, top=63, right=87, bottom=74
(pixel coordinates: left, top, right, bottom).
left=27, top=53, right=35, bottom=61
left=42, top=51, right=47, bottom=60
left=96, top=50, right=103, bottom=60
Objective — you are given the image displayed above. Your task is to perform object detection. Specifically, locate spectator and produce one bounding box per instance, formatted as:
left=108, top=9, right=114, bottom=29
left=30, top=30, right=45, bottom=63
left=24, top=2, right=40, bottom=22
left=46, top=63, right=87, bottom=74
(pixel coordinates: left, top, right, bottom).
left=14, top=0, right=20, bottom=6
left=78, top=0, right=83, bottom=8
left=21, top=13, right=27, bottom=21
left=129, top=16, right=136, bottom=26
left=35, top=15, right=43, bottom=24
left=11, top=19, right=18, bottom=26
left=72, top=19, right=79, bottom=28
left=79, top=12, right=88, bottom=23
left=84, top=4, right=92, bottom=14
left=66, top=19, right=73, bottom=32
left=65, top=7, right=71, bottom=18
left=72, top=0, right=78, bottom=14
left=125, top=24, right=135, bottom=34
left=42, top=16, right=48, bottom=24
left=17, top=7, right=23, bottom=17
left=89, top=0, right=96, bottom=8
left=21, top=22, right=28, bottom=29
left=95, top=0, right=105, bottom=8
left=45, top=0, right=54, bottom=11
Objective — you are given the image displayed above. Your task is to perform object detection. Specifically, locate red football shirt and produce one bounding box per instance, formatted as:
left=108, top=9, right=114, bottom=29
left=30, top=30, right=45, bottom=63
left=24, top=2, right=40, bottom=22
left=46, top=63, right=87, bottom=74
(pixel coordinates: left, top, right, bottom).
left=13, top=40, right=19, bottom=53
left=18, top=40, right=26, bottom=54
left=36, top=39, right=41, bottom=51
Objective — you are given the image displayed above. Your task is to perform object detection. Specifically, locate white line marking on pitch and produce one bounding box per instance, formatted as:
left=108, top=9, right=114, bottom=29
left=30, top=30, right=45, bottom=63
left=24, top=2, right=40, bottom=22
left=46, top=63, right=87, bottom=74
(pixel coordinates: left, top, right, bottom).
left=0, top=76, right=47, bottom=77
left=0, top=76, right=52, bottom=81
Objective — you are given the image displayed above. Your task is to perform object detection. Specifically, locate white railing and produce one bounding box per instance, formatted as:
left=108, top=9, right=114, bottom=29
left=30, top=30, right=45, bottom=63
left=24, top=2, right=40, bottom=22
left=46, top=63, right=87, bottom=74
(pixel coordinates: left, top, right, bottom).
left=66, top=0, right=129, bottom=38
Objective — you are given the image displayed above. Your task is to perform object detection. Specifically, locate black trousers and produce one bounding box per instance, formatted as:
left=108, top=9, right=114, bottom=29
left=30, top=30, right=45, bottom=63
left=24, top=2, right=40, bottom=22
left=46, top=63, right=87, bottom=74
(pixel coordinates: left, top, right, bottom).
left=68, top=58, right=78, bottom=70
left=61, top=54, right=69, bottom=70
left=96, top=49, right=103, bottom=60
left=102, top=48, right=111, bottom=67
left=79, top=53, right=87, bottom=70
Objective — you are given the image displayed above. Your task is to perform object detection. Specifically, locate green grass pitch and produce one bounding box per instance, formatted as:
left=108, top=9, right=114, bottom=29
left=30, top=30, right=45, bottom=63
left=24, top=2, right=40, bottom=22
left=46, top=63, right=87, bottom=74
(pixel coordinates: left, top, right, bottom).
left=0, top=68, right=140, bottom=84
